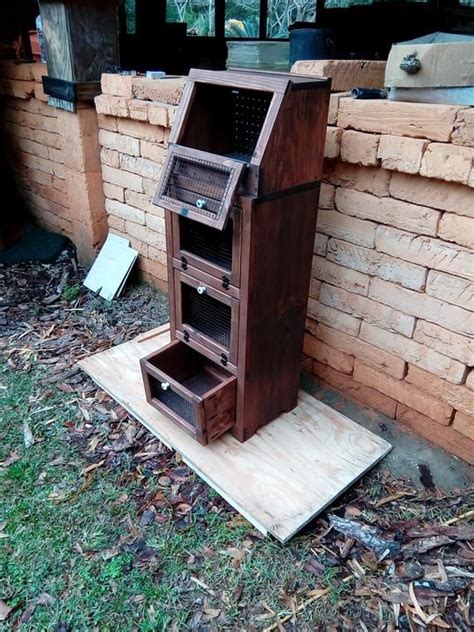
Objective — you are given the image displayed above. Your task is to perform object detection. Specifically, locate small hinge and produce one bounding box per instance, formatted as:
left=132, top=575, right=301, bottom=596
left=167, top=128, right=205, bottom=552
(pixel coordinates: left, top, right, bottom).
left=180, top=256, right=188, bottom=270
left=220, top=353, right=228, bottom=366
left=221, top=275, right=230, bottom=290
left=183, top=330, right=190, bottom=342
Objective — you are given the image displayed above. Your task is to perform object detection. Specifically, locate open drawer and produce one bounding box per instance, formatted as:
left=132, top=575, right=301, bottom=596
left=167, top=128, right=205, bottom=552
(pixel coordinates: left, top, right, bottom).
left=174, top=270, right=239, bottom=370
left=154, top=144, right=246, bottom=230
left=140, top=340, right=236, bottom=445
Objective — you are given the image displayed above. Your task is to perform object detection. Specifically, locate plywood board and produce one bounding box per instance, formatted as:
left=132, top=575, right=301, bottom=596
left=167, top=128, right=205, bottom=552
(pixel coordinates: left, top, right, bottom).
left=78, top=326, right=391, bottom=542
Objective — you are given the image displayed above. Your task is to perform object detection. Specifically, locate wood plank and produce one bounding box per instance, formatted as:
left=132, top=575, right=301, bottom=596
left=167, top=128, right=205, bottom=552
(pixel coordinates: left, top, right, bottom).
left=78, top=326, right=391, bottom=543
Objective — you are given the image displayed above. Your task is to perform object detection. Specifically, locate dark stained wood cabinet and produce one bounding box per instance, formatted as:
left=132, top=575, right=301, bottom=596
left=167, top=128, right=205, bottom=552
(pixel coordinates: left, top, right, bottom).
left=141, top=69, right=330, bottom=445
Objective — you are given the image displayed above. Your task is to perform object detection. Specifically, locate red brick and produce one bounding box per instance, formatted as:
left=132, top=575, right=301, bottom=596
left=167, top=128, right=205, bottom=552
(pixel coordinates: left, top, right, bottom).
left=307, top=300, right=361, bottom=336
left=341, top=130, right=380, bottom=167
left=94, top=94, right=129, bottom=117
left=438, top=213, right=474, bottom=249
left=335, top=188, right=440, bottom=236
left=369, top=277, right=474, bottom=337
left=129, top=100, right=149, bottom=121
left=125, top=220, right=166, bottom=249
left=354, top=362, right=454, bottom=424
left=452, top=411, right=474, bottom=441
left=360, top=321, right=466, bottom=384
left=140, top=140, right=167, bottom=164
left=117, top=119, right=167, bottom=143
left=316, top=323, right=406, bottom=379
left=420, top=143, right=474, bottom=185
left=390, top=172, right=474, bottom=218
left=375, top=226, right=474, bottom=282
left=119, top=154, right=161, bottom=180
left=396, top=405, right=473, bottom=465
left=406, top=365, right=474, bottom=417
left=101, top=73, right=133, bottom=97
left=466, top=370, right=474, bottom=391
left=320, top=284, right=415, bottom=336
left=327, top=239, right=428, bottom=291
left=328, top=163, right=391, bottom=197
left=413, top=320, right=473, bottom=366
left=318, top=183, right=335, bottom=209
left=313, top=361, right=397, bottom=418
left=312, top=255, right=369, bottom=296
left=103, top=182, right=124, bottom=202
left=317, top=207, right=376, bottom=248
left=426, top=270, right=474, bottom=312
left=324, top=127, right=342, bottom=159
left=102, top=165, right=143, bottom=193
left=304, top=335, right=354, bottom=374
left=337, top=99, right=462, bottom=142
left=97, top=114, right=118, bottom=132
left=377, top=135, right=428, bottom=174
left=314, top=233, right=328, bottom=256
left=452, top=108, right=474, bottom=148
left=105, top=198, right=145, bottom=224
left=99, top=129, right=140, bottom=156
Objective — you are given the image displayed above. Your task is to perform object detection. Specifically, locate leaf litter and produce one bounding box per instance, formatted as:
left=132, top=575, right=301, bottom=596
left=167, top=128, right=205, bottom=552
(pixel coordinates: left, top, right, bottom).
left=0, top=255, right=472, bottom=630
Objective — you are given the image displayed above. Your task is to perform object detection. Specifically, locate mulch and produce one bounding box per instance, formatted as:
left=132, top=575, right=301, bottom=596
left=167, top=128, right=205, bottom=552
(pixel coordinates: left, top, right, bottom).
left=1, top=253, right=472, bottom=631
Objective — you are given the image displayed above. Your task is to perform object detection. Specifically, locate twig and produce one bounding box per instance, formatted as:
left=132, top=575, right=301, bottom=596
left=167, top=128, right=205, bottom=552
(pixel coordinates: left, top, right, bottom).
left=262, top=576, right=353, bottom=632
left=443, top=509, right=474, bottom=526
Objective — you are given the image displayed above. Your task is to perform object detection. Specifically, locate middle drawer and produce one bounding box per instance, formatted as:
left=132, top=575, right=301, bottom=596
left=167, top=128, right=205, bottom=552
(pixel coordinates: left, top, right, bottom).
left=174, top=269, right=239, bottom=372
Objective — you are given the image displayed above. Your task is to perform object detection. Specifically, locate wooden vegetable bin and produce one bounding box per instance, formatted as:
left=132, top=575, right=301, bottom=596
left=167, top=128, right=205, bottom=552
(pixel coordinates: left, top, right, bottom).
left=143, top=68, right=330, bottom=444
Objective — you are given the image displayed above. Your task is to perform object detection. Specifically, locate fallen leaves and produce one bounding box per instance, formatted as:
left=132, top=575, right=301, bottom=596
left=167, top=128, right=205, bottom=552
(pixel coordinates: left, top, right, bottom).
left=0, top=600, right=12, bottom=621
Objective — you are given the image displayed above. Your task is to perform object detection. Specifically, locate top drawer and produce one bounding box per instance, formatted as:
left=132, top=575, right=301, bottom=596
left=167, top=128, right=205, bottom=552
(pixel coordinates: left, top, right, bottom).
left=154, top=144, right=246, bottom=231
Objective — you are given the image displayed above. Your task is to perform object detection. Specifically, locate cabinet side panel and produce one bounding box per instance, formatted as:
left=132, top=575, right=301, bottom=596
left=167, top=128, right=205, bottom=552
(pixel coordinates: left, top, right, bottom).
left=234, top=187, right=320, bottom=441
left=259, top=87, right=330, bottom=193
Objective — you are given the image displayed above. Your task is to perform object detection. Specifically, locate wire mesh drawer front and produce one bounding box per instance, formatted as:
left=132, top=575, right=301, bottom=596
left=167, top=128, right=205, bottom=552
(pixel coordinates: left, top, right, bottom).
left=182, top=283, right=231, bottom=349
left=155, top=146, right=246, bottom=230
left=180, top=215, right=233, bottom=272
left=153, top=383, right=197, bottom=426
left=140, top=341, right=237, bottom=445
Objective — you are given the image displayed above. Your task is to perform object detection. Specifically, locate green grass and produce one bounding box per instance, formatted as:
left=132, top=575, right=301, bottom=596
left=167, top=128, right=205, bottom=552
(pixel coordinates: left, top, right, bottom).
left=0, top=362, right=344, bottom=630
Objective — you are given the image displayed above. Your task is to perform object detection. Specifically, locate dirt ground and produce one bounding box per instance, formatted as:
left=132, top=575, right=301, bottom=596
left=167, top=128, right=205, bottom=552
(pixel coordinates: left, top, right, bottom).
left=1, top=252, right=473, bottom=630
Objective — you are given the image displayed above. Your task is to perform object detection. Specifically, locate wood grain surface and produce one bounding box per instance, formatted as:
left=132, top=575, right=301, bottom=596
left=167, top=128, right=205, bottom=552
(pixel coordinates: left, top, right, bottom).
left=79, top=326, right=391, bottom=542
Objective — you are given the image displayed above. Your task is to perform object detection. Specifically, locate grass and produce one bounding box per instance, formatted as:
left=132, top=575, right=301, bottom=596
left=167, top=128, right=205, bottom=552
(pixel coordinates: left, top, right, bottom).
left=0, top=361, right=346, bottom=630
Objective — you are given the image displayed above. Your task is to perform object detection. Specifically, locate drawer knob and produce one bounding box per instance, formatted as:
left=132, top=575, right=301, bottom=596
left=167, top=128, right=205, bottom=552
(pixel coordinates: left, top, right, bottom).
left=196, top=198, right=207, bottom=209
left=197, top=285, right=207, bottom=295
left=161, top=382, right=170, bottom=391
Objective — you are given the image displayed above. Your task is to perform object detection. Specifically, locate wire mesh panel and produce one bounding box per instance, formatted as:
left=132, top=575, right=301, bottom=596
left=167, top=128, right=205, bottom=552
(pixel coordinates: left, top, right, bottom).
left=182, top=283, right=232, bottom=349
left=180, top=216, right=233, bottom=271
left=154, top=384, right=197, bottom=426
left=230, top=89, right=272, bottom=161
left=155, top=146, right=246, bottom=230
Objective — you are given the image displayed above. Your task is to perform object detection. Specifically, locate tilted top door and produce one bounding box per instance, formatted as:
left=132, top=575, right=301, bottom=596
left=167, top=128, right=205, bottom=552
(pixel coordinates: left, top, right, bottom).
left=154, top=144, right=246, bottom=231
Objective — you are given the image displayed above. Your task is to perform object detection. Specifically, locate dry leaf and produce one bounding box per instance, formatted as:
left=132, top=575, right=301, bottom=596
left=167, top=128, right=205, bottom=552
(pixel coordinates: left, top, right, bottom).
left=23, top=421, right=34, bottom=448
left=0, top=600, right=12, bottom=621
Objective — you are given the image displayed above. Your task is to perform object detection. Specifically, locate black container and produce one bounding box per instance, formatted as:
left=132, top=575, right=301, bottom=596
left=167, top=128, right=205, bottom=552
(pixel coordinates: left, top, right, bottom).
left=289, top=24, right=336, bottom=66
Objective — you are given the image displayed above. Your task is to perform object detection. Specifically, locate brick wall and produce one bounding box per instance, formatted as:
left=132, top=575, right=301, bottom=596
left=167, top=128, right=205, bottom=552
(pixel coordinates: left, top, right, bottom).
left=307, top=93, right=474, bottom=464
left=95, top=74, right=184, bottom=290
left=0, top=61, right=107, bottom=262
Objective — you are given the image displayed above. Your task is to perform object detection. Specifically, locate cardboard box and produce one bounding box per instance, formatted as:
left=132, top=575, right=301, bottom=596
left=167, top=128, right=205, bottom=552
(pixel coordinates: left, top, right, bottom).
left=385, top=32, right=474, bottom=89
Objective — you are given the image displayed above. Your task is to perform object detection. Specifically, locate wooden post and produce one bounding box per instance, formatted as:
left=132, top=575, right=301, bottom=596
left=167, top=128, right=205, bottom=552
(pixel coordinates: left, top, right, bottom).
left=38, top=0, right=119, bottom=108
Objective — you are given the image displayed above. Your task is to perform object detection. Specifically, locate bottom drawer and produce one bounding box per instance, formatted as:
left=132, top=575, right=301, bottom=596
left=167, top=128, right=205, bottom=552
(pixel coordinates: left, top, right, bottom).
left=140, top=340, right=236, bottom=445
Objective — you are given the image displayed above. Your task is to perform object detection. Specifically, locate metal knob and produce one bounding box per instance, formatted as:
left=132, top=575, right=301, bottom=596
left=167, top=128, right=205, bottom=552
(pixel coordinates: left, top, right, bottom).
left=196, top=198, right=207, bottom=209
left=161, top=382, right=170, bottom=391
left=197, top=285, right=206, bottom=295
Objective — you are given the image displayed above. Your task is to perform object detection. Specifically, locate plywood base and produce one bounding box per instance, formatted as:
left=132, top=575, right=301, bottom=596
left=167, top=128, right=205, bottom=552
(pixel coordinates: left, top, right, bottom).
left=78, top=325, right=391, bottom=542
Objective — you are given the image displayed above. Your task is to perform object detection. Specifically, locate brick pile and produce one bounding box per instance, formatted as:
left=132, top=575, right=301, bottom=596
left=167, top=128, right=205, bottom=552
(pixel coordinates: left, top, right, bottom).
left=95, top=74, right=185, bottom=290
left=0, top=61, right=106, bottom=262
left=306, top=94, right=474, bottom=463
